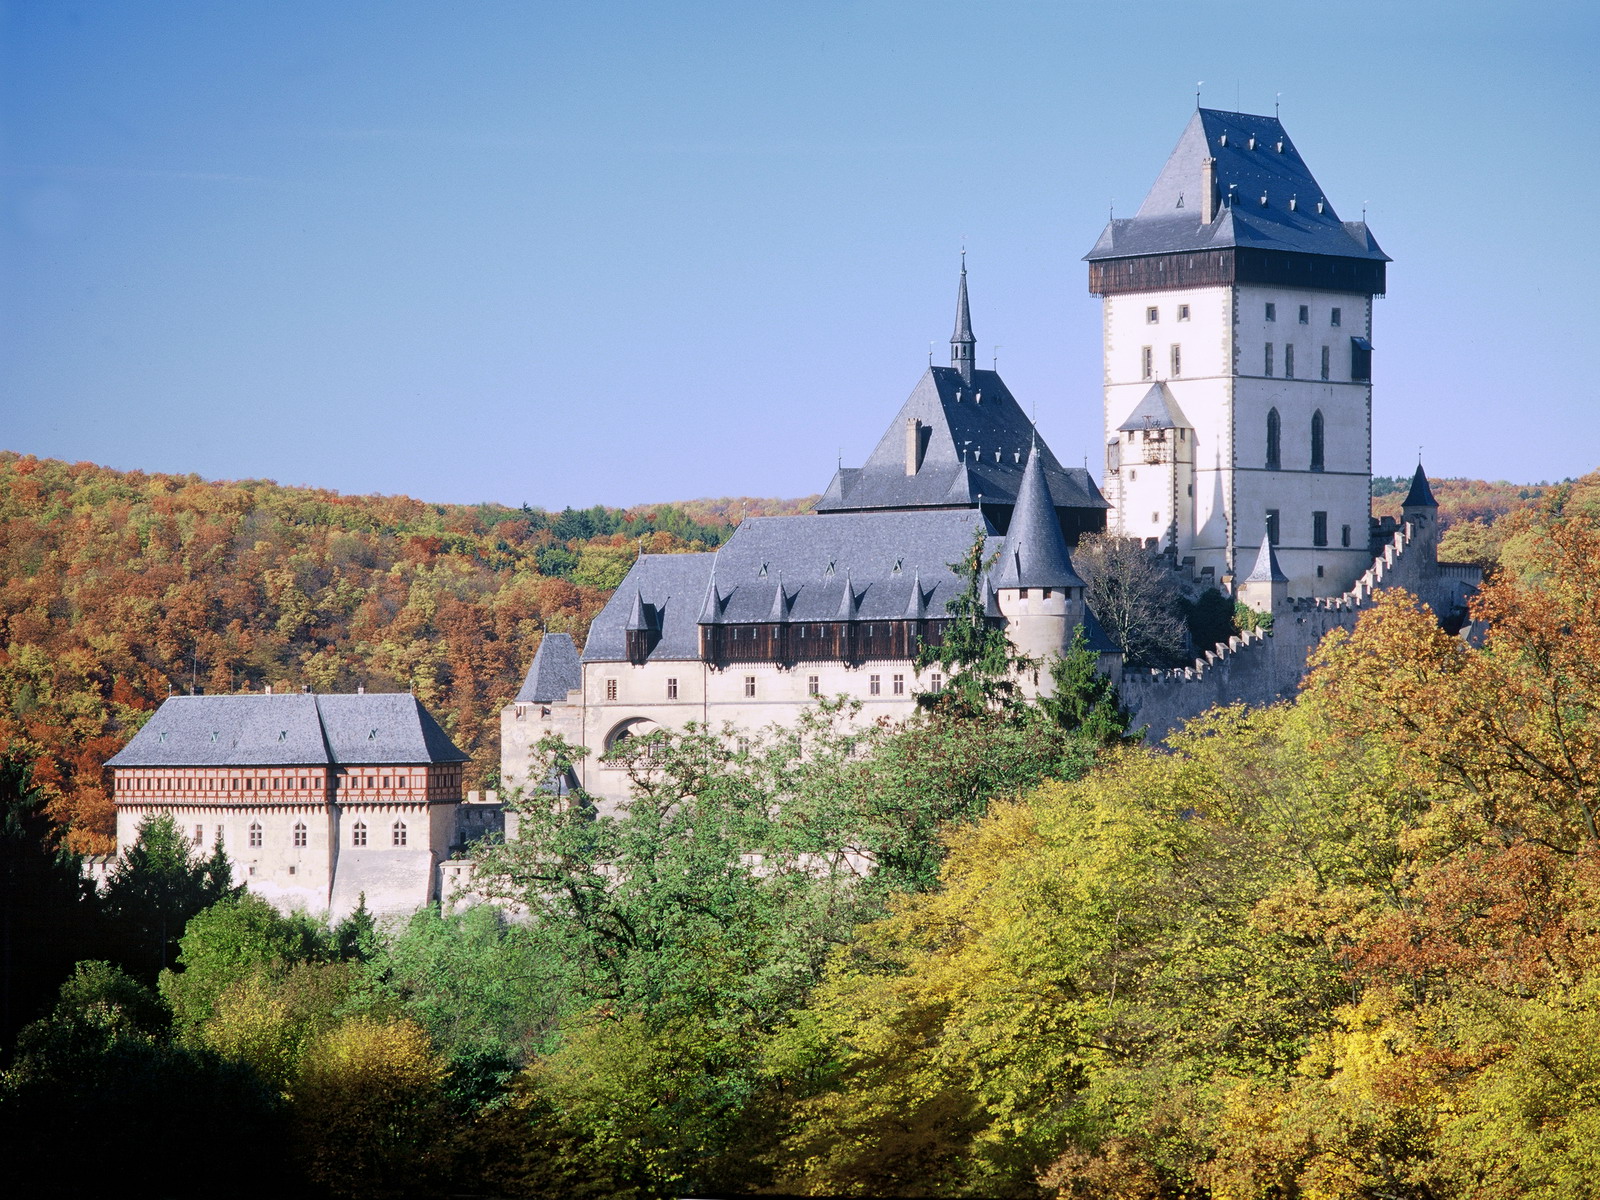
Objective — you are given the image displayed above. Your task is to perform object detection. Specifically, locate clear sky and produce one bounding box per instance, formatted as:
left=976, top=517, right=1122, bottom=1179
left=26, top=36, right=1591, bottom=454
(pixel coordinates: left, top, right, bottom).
left=5, top=1, right=1597, bottom=508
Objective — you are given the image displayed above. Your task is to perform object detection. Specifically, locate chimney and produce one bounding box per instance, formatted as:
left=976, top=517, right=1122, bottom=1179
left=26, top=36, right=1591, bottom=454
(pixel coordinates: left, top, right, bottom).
left=905, top=418, right=923, bottom=475
left=1200, top=156, right=1217, bottom=223
left=264, top=683, right=272, bottom=695
left=357, top=685, right=365, bottom=695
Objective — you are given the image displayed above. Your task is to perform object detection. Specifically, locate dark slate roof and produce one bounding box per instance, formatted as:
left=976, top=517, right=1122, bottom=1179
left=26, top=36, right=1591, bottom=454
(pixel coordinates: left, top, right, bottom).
left=1243, top=533, right=1290, bottom=584
left=951, top=261, right=974, bottom=344
left=1402, top=463, right=1439, bottom=508
left=584, top=552, right=718, bottom=661
left=990, top=443, right=1086, bottom=590
left=1080, top=607, right=1121, bottom=654
left=106, top=693, right=469, bottom=768
left=1085, top=109, right=1389, bottom=263
left=583, top=512, right=1000, bottom=662
left=515, top=633, right=582, bottom=703
left=814, top=365, right=1107, bottom=516
left=1117, top=382, right=1191, bottom=432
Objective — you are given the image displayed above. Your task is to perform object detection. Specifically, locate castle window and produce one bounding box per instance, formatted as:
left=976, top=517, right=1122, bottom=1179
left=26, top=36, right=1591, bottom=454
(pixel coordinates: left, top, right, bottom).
left=382, top=777, right=390, bottom=788
left=1265, top=302, right=1276, bottom=322
left=1170, top=344, right=1182, bottom=376
left=1177, top=304, right=1190, bottom=321
left=1043, top=588, right=1053, bottom=598
left=293, top=822, right=307, bottom=848
left=1321, top=345, right=1330, bottom=380
left=1342, top=524, right=1352, bottom=547
left=353, top=822, right=367, bottom=847
left=1266, top=509, right=1281, bottom=545
left=1350, top=337, right=1372, bottom=381
left=807, top=676, right=819, bottom=697
left=1331, top=307, right=1342, bottom=327
left=272, top=777, right=281, bottom=790
left=216, top=824, right=223, bottom=844
left=1141, top=346, right=1153, bottom=380
left=1298, top=305, right=1309, bottom=324
left=366, top=777, right=375, bottom=789
left=1264, top=343, right=1274, bottom=376
left=1313, top=511, right=1329, bottom=546
left=1146, top=306, right=1159, bottom=323
left=1019, top=588, right=1029, bottom=598
left=744, top=675, right=756, bottom=698
left=869, top=674, right=881, bottom=696
left=1310, top=410, right=1325, bottom=471
left=1266, top=408, right=1281, bottom=469
left=1317, top=565, right=1325, bottom=578
left=605, top=678, right=617, bottom=701
left=393, top=822, right=407, bottom=847
left=666, top=677, right=678, bottom=700
left=1285, top=344, right=1295, bottom=378
left=249, top=823, right=263, bottom=849
left=931, top=673, right=944, bottom=693
left=893, top=674, right=905, bottom=696
left=193, top=824, right=204, bottom=846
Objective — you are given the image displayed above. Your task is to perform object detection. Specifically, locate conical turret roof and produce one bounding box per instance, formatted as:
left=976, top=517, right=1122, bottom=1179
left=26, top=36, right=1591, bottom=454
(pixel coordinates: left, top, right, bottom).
left=1401, top=462, right=1438, bottom=509
left=1243, top=532, right=1289, bottom=584
left=951, top=256, right=974, bottom=346
left=989, top=440, right=1085, bottom=590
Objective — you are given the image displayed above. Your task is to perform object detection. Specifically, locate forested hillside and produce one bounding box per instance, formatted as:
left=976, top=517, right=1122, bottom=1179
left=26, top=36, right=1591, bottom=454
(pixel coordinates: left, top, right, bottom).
left=0, top=452, right=806, bottom=853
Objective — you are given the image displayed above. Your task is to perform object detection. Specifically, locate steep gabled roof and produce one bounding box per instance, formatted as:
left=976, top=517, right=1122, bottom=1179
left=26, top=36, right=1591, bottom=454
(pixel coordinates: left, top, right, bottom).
left=1085, top=109, right=1389, bottom=263
left=106, top=693, right=469, bottom=768
left=1402, top=462, right=1439, bottom=509
left=814, top=365, right=1106, bottom=515
left=1117, top=382, right=1191, bottom=432
left=515, top=633, right=582, bottom=703
left=989, top=443, right=1086, bottom=591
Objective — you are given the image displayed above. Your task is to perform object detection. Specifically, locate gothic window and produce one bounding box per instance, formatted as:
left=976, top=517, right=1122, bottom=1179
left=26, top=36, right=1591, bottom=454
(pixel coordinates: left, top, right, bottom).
left=393, top=822, right=407, bottom=847
left=1313, top=511, right=1329, bottom=546
left=293, top=822, right=307, bottom=848
left=1266, top=408, right=1282, bottom=469
left=1264, top=343, right=1274, bottom=376
left=1310, top=410, right=1325, bottom=472
left=352, top=822, right=367, bottom=847
left=249, top=822, right=263, bottom=849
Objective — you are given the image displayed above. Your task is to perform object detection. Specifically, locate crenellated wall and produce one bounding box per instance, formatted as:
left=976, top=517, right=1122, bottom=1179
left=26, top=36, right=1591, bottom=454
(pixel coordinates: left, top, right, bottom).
left=1119, top=518, right=1481, bottom=741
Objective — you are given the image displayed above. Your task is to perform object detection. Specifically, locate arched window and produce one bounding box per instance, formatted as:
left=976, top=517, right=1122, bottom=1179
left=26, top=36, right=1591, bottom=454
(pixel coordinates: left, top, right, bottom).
left=1310, top=410, right=1325, bottom=472
left=392, top=821, right=408, bottom=847
left=352, top=821, right=367, bottom=847
left=248, top=822, right=263, bottom=849
left=1266, top=408, right=1281, bottom=470
left=293, top=822, right=307, bottom=848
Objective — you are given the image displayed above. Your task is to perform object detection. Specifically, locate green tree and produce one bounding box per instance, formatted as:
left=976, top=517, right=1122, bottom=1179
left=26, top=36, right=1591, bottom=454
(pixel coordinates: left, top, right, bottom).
left=101, top=812, right=236, bottom=981
left=916, top=527, right=1031, bottom=718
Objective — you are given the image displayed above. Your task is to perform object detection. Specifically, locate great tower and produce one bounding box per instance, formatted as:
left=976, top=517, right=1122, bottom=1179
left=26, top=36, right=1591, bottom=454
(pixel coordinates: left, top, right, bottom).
left=1086, top=108, right=1388, bottom=595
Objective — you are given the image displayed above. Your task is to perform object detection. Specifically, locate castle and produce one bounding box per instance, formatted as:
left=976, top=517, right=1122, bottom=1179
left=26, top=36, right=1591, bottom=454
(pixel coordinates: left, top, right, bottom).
left=106, top=107, right=1482, bottom=915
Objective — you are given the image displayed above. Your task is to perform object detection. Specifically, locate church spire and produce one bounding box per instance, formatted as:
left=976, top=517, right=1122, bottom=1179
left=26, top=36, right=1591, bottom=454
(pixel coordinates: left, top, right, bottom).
left=950, top=253, right=976, bottom=384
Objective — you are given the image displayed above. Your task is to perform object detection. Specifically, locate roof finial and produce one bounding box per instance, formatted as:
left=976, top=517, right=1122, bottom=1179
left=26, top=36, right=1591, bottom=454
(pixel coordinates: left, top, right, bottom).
left=1196, top=80, right=1203, bottom=108
left=992, top=344, right=1000, bottom=371
left=1275, top=91, right=1281, bottom=118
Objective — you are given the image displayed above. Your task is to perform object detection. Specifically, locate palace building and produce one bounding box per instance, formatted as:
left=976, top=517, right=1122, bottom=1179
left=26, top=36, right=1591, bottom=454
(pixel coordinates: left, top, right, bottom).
left=106, top=692, right=495, bottom=918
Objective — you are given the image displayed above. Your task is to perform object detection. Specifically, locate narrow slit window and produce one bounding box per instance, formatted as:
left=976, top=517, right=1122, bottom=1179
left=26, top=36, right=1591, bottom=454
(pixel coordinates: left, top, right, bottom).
left=1266, top=408, right=1281, bottom=469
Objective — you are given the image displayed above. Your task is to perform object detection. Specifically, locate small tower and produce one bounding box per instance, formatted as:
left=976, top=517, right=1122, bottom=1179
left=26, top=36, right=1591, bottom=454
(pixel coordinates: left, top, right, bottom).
left=990, top=440, right=1087, bottom=668
left=950, top=255, right=976, bottom=384
left=1401, top=461, right=1440, bottom=566
left=1110, top=382, right=1194, bottom=553
left=1237, top=531, right=1289, bottom=615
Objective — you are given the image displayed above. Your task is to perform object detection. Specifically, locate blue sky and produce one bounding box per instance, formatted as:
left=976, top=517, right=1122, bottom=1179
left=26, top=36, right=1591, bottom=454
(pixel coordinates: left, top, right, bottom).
left=5, top=1, right=1596, bottom=508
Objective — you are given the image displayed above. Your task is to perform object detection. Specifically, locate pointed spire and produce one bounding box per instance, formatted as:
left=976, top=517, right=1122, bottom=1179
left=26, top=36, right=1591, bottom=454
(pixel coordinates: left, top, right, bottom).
left=1401, top=461, right=1438, bottom=509
left=1243, top=532, right=1289, bottom=584
left=950, top=253, right=976, bottom=384
left=767, top=574, right=790, bottom=623
left=990, top=440, right=1084, bottom=590
left=903, top=571, right=928, bottom=620
left=697, top=569, right=725, bottom=624
left=835, top=572, right=860, bottom=621
left=624, top=588, right=649, bottom=632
